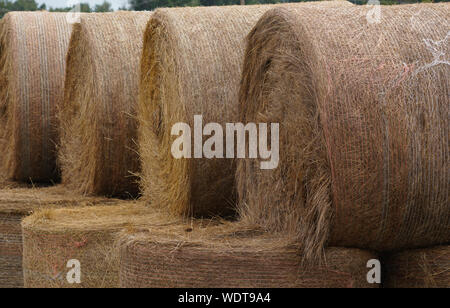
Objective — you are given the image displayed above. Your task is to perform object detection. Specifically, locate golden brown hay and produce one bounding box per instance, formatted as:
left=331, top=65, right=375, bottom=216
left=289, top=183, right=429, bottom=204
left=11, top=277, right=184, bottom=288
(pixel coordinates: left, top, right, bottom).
left=138, top=2, right=352, bottom=218
left=59, top=12, right=152, bottom=198
left=0, top=12, right=72, bottom=183
left=384, top=246, right=449, bottom=288
left=0, top=186, right=120, bottom=288
left=119, top=222, right=378, bottom=288
left=237, top=3, right=450, bottom=263
left=21, top=202, right=178, bottom=288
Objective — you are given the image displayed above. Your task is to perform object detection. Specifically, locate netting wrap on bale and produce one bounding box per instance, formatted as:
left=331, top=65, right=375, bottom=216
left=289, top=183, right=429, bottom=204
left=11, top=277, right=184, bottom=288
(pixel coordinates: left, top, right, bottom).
left=22, top=203, right=176, bottom=288
left=0, top=186, right=120, bottom=288
left=0, top=211, right=22, bottom=287
left=384, top=245, right=450, bottom=288
left=59, top=12, right=152, bottom=198
left=138, top=2, right=352, bottom=217
left=119, top=222, right=378, bottom=288
left=237, top=4, right=450, bottom=262
left=0, top=12, right=72, bottom=183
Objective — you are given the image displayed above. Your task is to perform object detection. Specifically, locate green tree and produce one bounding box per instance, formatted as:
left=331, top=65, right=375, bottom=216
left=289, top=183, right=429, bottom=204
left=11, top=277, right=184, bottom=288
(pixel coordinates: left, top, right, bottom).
left=0, top=1, right=9, bottom=18
left=0, top=1, right=116, bottom=15
left=1, top=0, right=42, bottom=18
left=79, top=2, right=92, bottom=12
left=129, top=0, right=200, bottom=10
left=11, top=0, right=38, bottom=11
left=49, top=2, right=111, bottom=13
left=49, top=2, right=93, bottom=12
left=95, top=1, right=113, bottom=12
left=129, top=0, right=165, bottom=10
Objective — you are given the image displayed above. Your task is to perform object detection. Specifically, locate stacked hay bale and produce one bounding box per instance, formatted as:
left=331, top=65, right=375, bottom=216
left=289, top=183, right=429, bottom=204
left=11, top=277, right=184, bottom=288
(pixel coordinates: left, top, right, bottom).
left=237, top=3, right=450, bottom=263
left=0, top=11, right=85, bottom=288
left=138, top=2, right=352, bottom=217
left=22, top=203, right=178, bottom=288
left=119, top=223, right=378, bottom=288
left=0, top=186, right=121, bottom=288
left=21, top=11, right=155, bottom=288
left=59, top=11, right=152, bottom=198
left=0, top=12, right=72, bottom=183
left=384, top=246, right=450, bottom=288
left=123, top=2, right=381, bottom=289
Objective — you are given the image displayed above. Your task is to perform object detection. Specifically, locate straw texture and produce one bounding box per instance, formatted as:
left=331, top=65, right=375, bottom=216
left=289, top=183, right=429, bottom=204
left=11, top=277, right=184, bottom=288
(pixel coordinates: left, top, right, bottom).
left=237, top=3, right=450, bottom=263
left=0, top=186, right=120, bottom=288
left=22, top=203, right=174, bottom=288
left=0, top=213, right=22, bottom=287
left=0, top=12, right=72, bottom=183
left=59, top=12, right=152, bottom=198
left=119, top=222, right=378, bottom=288
left=138, top=2, right=352, bottom=217
left=384, top=245, right=450, bottom=288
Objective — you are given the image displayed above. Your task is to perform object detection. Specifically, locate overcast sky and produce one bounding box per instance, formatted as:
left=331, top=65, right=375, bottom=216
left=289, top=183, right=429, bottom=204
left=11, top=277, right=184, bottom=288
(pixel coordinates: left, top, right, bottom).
left=38, top=0, right=128, bottom=10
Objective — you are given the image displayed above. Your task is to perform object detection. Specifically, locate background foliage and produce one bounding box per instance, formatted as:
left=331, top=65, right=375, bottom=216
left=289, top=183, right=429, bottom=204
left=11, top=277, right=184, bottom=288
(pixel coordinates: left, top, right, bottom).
left=0, top=0, right=447, bottom=20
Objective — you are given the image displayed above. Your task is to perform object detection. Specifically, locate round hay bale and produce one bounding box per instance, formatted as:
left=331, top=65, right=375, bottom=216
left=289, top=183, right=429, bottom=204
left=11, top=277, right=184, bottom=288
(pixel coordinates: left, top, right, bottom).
left=139, top=2, right=353, bottom=218
left=0, top=12, right=72, bottom=183
left=237, top=3, right=450, bottom=262
left=384, top=246, right=449, bottom=288
left=0, top=186, right=121, bottom=288
left=59, top=12, right=152, bottom=198
left=119, top=223, right=378, bottom=288
left=22, top=203, right=175, bottom=288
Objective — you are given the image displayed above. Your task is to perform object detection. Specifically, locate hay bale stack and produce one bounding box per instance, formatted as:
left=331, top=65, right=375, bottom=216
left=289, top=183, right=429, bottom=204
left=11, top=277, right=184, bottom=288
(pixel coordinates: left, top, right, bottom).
left=22, top=203, right=176, bottom=288
left=119, top=223, right=378, bottom=288
left=138, top=2, right=352, bottom=217
left=384, top=246, right=450, bottom=288
left=0, top=12, right=72, bottom=183
left=0, top=187, right=120, bottom=288
left=237, top=3, right=450, bottom=262
left=59, top=12, right=152, bottom=198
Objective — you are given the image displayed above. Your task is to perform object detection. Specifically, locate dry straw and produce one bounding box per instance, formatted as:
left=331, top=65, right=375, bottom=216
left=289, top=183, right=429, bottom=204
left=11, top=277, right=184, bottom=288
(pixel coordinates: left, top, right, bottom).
left=119, top=222, right=378, bottom=288
left=0, top=12, right=72, bottom=183
left=21, top=203, right=176, bottom=288
left=384, top=246, right=449, bottom=288
left=237, top=3, right=450, bottom=263
left=59, top=12, right=152, bottom=198
left=0, top=209, right=22, bottom=287
left=0, top=186, right=120, bottom=288
left=138, top=2, right=352, bottom=217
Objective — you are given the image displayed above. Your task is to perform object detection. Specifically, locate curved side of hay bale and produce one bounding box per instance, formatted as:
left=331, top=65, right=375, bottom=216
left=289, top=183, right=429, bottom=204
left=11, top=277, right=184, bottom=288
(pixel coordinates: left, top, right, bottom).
left=139, top=5, right=269, bottom=217
left=0, top=186, right=122, bottom=288
left=237, top=4, right=450, bottom=261
left=384, top=246, right=450, bottom=288
left=139, top=2, right=351, bottom=217
left=0, top=12, right=72, bottom=183
left=59, top=12, right=152, bottom=198
left=21, top=203, right=174, bottom=288
left=119, top=224, right=378, bottom=288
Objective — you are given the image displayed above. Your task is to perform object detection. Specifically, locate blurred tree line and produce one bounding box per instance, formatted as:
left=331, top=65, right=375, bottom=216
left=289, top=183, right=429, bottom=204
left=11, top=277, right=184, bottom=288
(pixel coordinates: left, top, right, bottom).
left=128, top=0, right=285, bottom=10
left=128, top=0, right=447, bottom=10
left=0, top=0, right=113, bottom=18
left=1, top=0, right=448, bottom=19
